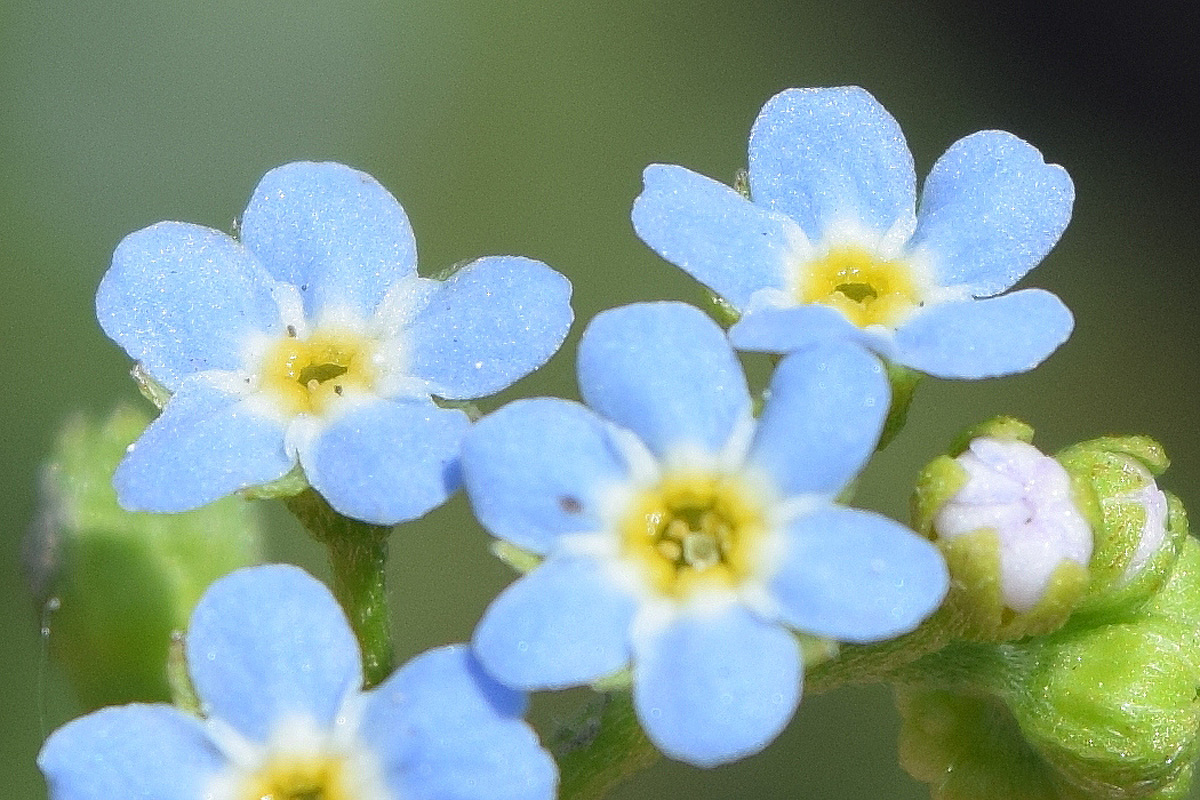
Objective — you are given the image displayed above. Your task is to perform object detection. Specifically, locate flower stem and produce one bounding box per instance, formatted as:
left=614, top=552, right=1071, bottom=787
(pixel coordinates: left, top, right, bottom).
left=552, top=691, right=660, bottom=800
left=284, top=489, right=395, bottom=687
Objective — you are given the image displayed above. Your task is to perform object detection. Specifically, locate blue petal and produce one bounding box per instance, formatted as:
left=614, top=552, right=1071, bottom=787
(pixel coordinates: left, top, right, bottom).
left=239, top=161, right=418, bottom=319
left=186, top=565, right=362, bottom=742
left=747, top=342, right=888, bottom=497
left=631, top=164, right=797, bottom=308
left=38, top=704, right=224, bottom=800
left=184, top=563, right=362, bottom=743
left=303, top=398, right=471, bottom=525
left=407, top=256, right=573, bottom=399
left=473, top=555, right=636, bottom=689
left=748, top=87, right=916, bottom=240
left=114, top=377, right=293, bottom=512
left=577, top=302, right=750, bottom=458
left=727, top=302, right=885, bottom=355
left=632, top=604, right=800, bottom=766
left=770, top=508, right=948, bottom=642
left=361, top=645, right=557, bottom=800
left=893, top=289, right=1074, bottom=379
left=461, top=398, right=635, bottom=554
left=910, top=131, right=1074, bottom=295
left=96, top=222, right=283, bottom=391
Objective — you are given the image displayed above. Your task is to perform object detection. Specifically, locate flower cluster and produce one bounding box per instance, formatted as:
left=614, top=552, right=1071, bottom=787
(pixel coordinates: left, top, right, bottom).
left=42, top=84, right=1111, bottom=800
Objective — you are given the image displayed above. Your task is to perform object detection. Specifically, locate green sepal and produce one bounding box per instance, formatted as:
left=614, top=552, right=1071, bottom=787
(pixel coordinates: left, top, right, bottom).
left=896, top=688, right=1061, bottom=800
left=490, top=539, right=543, bottom=574
left=703, top=289, right=741, bottom=328
left=1057, top=436, right=1184, bottom=621
left=29, top=405, right=263, bottom=709
left=936, top=529, right=1090, bottom=642
left=239, top=462, right=310, bottom=501
left=131, top=363, right=171, bottom=410
left=911, top=455, right=968, bottom=537
left=1013, top=618, right=1200, bottom=799
left=877, top=360, right=922, bottom=450
left=945, top=416, right=1034, bottom=457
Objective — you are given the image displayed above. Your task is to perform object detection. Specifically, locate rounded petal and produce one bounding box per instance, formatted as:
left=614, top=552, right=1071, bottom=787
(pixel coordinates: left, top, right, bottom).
left=631, top=164, right=798, bottom=308
left=911, top=130, right=1075, bottom=295
left=96, top=221, right=283, bottom=391
left=39, top=704, right=224, bottom=800
left=727, top=300, right=887, bottom=355
left=303, top=398, right=472, bottom=525
left=473, top=555, right=637, bottom=689
left=186, top=565, right=363, bottom=743
left=407, top=256, right=573, bottom=399
left=239, top=161, right=418, bottom=319
left=461, top=398, right=635, bottom=554
left=114, top=377, right=293, bottom=512
left=748, top=342, right=888, bottom=497
left=770, top=507, right=948, bottom=642
left=748, top=86, right=916, bottom=240
left=632, top=604, right=800, bottom=766
left=577, top=302, right=750, bottom=458
left=362, top=646, right=556, bottom=800
left=893, top=289, right=1074, bottom=379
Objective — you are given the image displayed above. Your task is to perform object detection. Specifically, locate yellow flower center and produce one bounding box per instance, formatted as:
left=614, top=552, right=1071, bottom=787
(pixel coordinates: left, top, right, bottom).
left=260, top=327, right=376, bottom=416
left=620, top=469, right=767, bottom=599
left=237, top=754, right=356, bottom=800
left=796, top=246, right=922, bottom=329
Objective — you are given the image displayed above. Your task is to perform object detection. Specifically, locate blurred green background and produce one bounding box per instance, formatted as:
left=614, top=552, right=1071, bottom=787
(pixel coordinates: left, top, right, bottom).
left=2, top=1, right=1197, bottom=797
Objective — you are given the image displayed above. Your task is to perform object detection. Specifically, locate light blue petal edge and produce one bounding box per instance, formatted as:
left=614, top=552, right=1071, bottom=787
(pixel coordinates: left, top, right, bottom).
left=910, top=130, right=1074, bottom=296
left=632, top=604, right=801, bottom=767
left=770, top=507, right=948, bottom=642
left=577, top=302, right=751, bottom=458
left=303, top=398, right=472, bottom=525
left=96, top=221, right=282, bottom=391
left=239, top=161, right=419, bottom=319
left=473, top=554, right=637, bottom=689
left=407, top=255, right=573, bottom=400
left=748, top=86, right=916, bottom=241
left=631, top=164, right=796, bottom=309
left=748, top=341, right=889, bottom=497
left=461, top=397, right=635, bottom=554
left=893, top=288, right=1073, bottom=379
left=38, top=704, right=224, bottom=800
left=114, top=376, right=293, bottom=512
left=361, top=645, right=557, bottom=800
left=186, top=564, right=362, bottom=742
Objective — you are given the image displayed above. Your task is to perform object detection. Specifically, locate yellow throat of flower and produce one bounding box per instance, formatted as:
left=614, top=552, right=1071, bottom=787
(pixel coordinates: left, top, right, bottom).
left=620, top=469, right=767, bottom=599
left=796, top=245, right=922, bottom=329
left=236, top=753, right=356, bottom=800
left=260, top=327, right=376, bottom=417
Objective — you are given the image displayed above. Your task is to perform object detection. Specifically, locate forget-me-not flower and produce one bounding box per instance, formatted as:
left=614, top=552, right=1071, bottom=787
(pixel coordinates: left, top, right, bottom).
left=462, top=301, right=948, bottom=766
left=97, top=161, right=572, bottom=523
left=632, top=86, right=1075, bottom=379
left=38, top=564, right=557, bottom=800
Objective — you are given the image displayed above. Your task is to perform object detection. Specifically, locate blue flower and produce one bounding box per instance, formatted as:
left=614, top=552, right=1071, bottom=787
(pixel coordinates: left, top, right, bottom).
left=96, top=161, right=573, bottom=523
left=38, top=564, right=557, bottom=800
left=632, top=86, right=1075, bottom=379
left=462, top=302, right=948, bottom=766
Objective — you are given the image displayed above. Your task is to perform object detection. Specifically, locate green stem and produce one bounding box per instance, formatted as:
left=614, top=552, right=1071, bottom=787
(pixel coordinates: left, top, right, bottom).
left=805, top=608, right=955, bottom=692
left=553, top=691, right=660, bottom=800
left=284, top=489, right=395, bottom=687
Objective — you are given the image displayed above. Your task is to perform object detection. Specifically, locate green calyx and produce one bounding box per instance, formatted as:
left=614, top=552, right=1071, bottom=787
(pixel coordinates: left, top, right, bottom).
left=1057, top=435, right=1186, bottom=621
left=28, top=404, right=262, bottom=709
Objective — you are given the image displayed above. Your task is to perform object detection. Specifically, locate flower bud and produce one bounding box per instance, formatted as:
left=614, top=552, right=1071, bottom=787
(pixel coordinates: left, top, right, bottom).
left=1012, top=616, right=1200, bottom=799
left=1056, top=435, right=1187, bottom=620
left=25, top=404, right=263, bottom=709
left=912, top=420, right=1095, bottom=641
